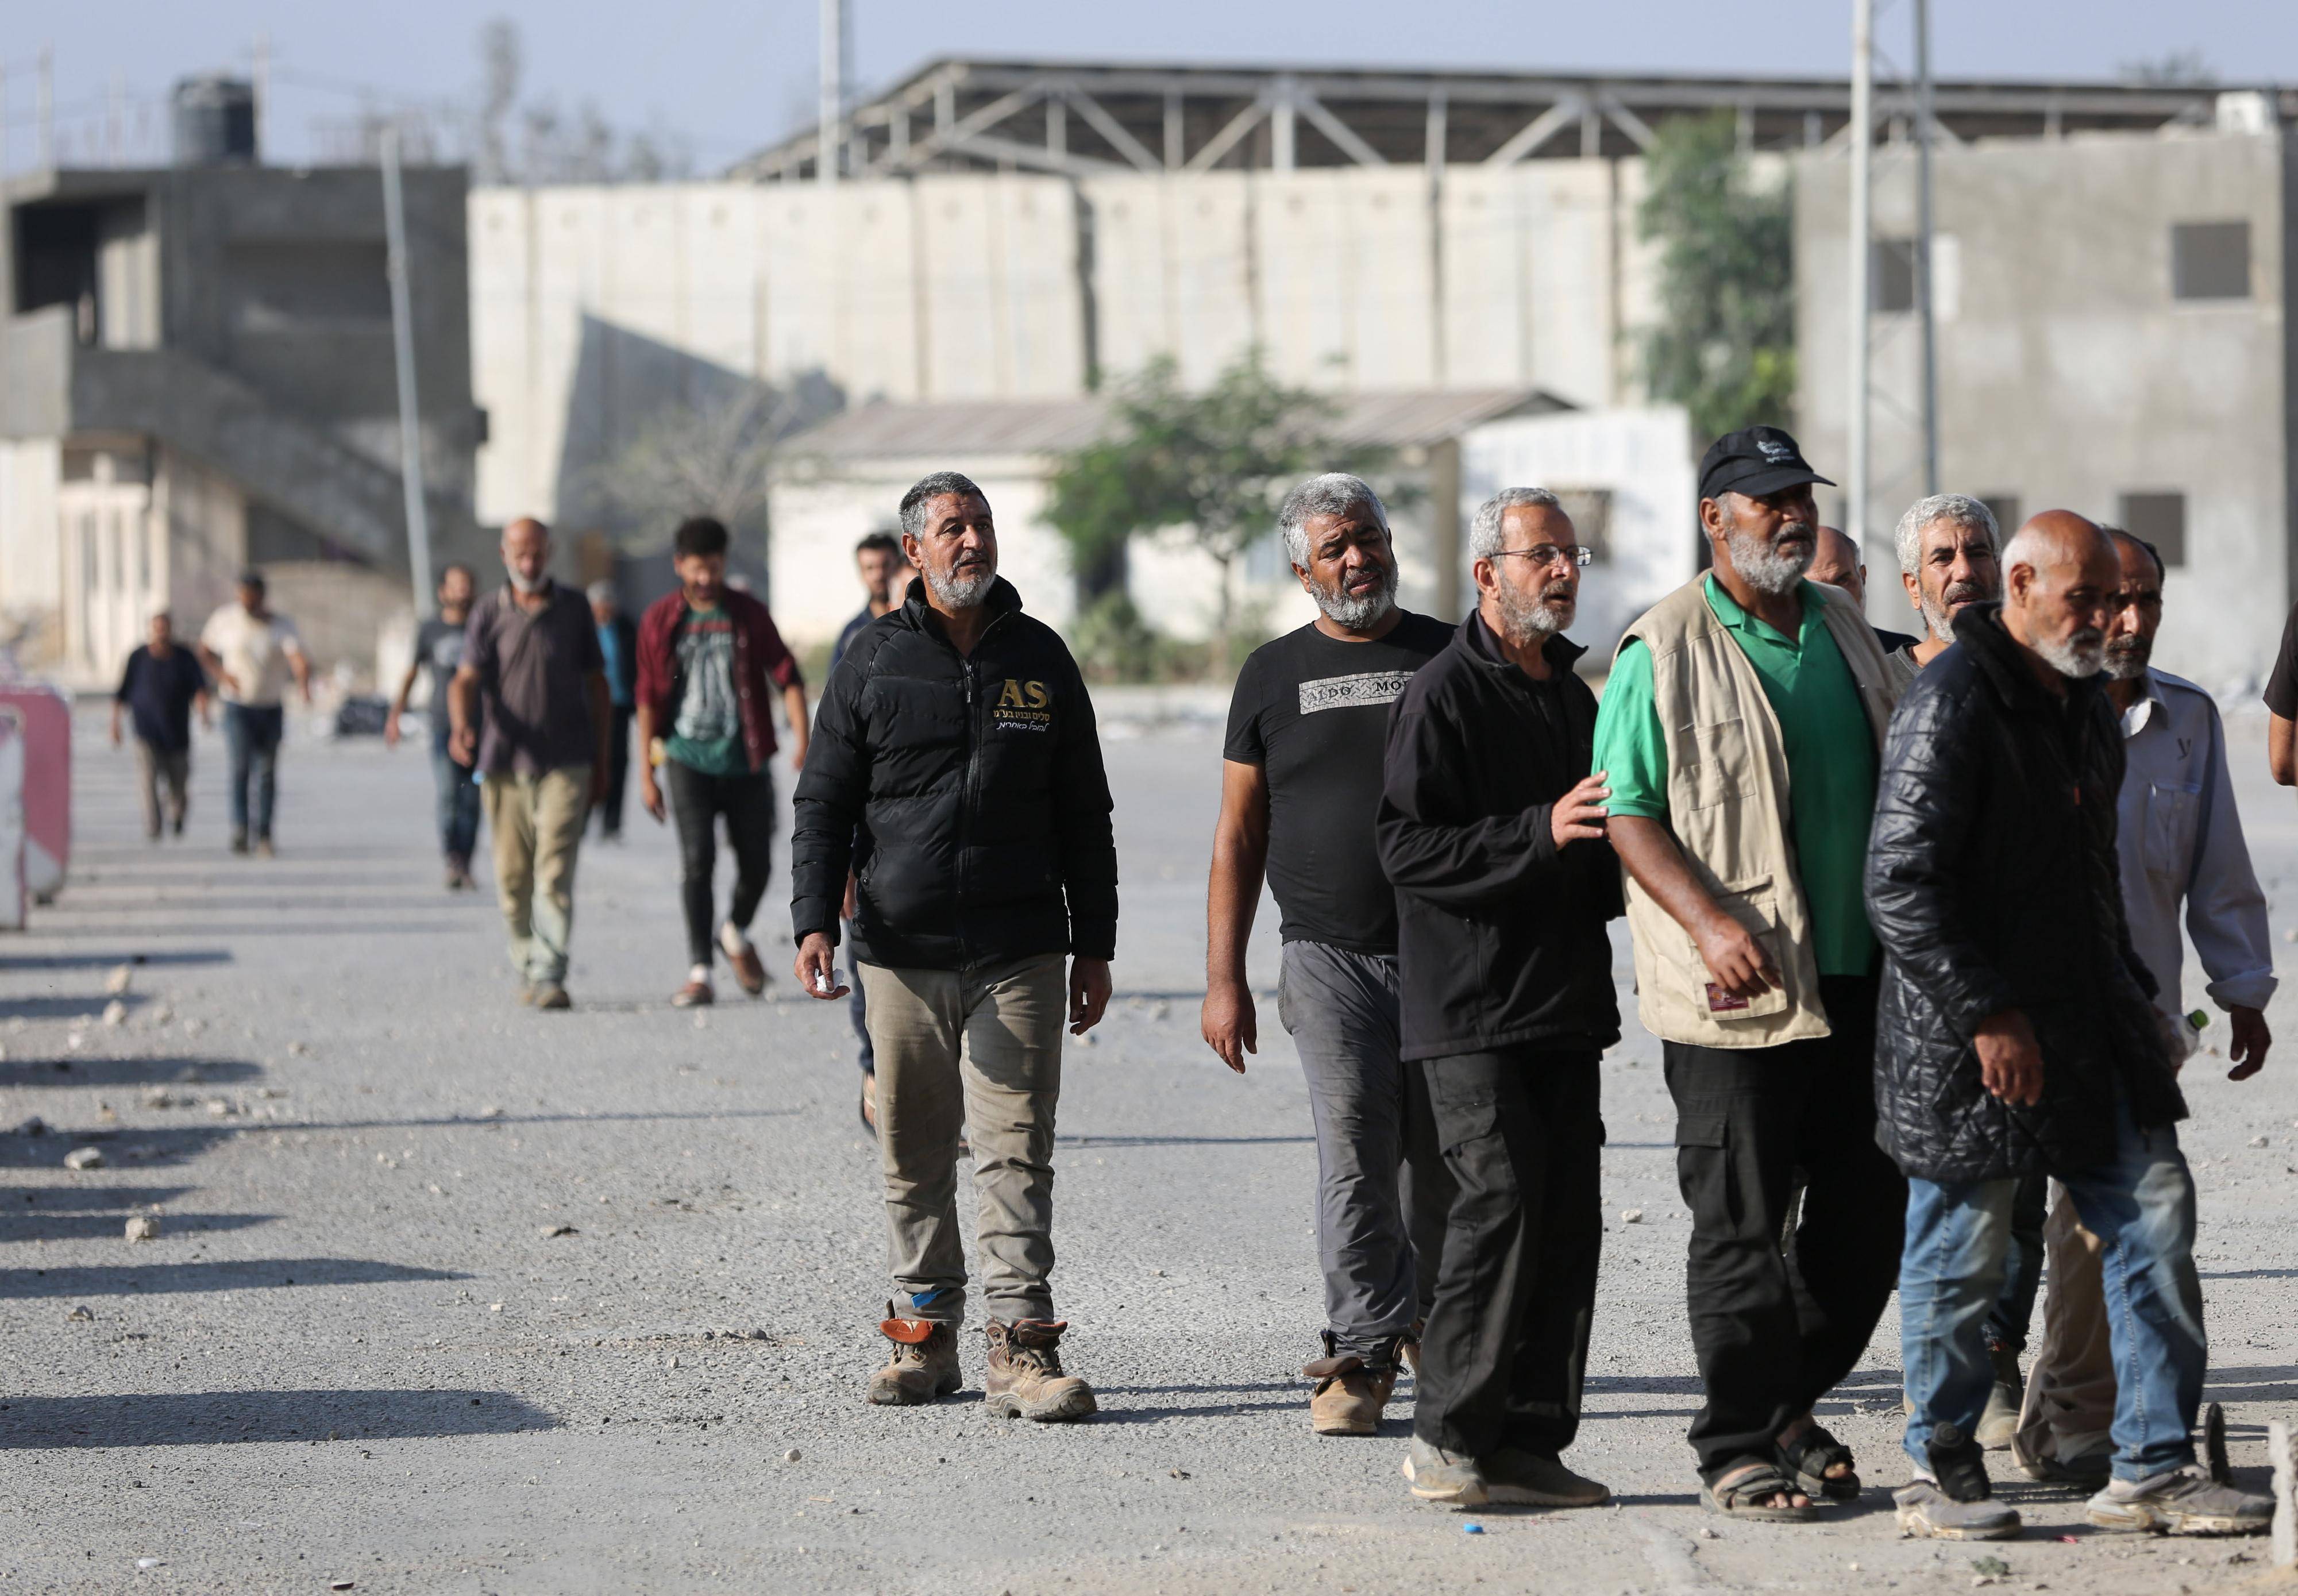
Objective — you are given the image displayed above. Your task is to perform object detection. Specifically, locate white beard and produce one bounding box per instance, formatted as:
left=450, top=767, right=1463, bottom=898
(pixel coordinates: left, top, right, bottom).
left=2034, top=628, right=2106, bottom=679
left=926, top=562, right=996, bottom=609
left=1726, top=526, right=1814, bottom=596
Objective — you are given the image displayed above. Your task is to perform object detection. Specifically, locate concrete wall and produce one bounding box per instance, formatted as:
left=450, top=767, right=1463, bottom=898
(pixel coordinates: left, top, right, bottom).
left=1795, top=130, right=2291, bottom=691
left=0, top=438, right=61, bottom=665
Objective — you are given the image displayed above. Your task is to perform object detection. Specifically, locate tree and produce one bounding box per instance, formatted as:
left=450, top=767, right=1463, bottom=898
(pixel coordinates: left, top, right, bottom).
left=588, top=382, right=800, bottom=554
left=1637, top=111, right=1796, bottom=444
left=1043, top=350, right=1389, bottom=667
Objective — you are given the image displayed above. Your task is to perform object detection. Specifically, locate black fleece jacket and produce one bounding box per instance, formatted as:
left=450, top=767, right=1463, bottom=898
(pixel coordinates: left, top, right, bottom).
left=1377, top=612, right=1623, bottom=1062
left=790, top=578, right=1117, bottom=970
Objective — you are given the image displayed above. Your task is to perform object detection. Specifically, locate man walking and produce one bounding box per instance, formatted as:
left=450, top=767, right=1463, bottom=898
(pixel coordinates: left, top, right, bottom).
left=835, top=530, right=910, bottom=1129
left=591, top=581, right=638, bottom=840
left=450, top=518, right=611, bottom=1011
left=1379, top=487, right=1621, bottom=1509
left=1203, top=472, right=1455, bottom=1436
left=2008, top=528, right=2276, bottom=1490
left=793, top=471, right=1116, bottom=1422
left=387, top=563, right=483, bottom=889
left=1868, top=511, right=2270, bottom=1540
left=110, top=611, right=210, bottom=841
left=637, top=516, right=809, bottom=1008
left=198, top=570, right=311, bottom=857
left=1593, top=426, right=1905, bottom=1520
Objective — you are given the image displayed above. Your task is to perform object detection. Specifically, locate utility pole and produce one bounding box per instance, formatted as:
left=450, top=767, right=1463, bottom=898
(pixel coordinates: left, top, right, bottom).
left=1846, top=0, right=1873, bottom=559
left=818, top=0, right=844, bottom=186
left=1913, top=0, right=1940, bottom=496
left=37, top=45, right=53, bottom=170
left=381, top=129, right=436, bottom=618
left=253, top=32, right=271, bottom=162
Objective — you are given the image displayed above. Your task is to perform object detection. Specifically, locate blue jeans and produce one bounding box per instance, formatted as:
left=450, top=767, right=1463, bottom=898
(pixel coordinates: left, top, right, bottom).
left=223, top=703, right=284, bottom=838
left=430, top=728, right=482, bottom=862
left=1900, top=1096, right=2203, bottom=1482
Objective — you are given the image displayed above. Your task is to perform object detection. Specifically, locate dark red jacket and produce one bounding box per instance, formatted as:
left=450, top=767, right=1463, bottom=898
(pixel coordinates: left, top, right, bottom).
left=635, top=587, right=804, bottom=773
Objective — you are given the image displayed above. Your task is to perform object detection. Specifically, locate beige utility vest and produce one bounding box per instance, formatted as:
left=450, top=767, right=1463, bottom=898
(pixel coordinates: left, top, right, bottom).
left=1611, top=579, right=1900, bottom=1048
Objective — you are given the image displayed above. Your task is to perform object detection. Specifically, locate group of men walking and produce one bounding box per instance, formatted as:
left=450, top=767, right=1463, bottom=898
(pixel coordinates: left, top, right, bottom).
left=788, top=434, right=2275, bottom=1546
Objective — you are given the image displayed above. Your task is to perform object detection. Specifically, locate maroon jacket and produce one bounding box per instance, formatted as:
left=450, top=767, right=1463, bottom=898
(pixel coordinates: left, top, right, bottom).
left=635, top=587, right=804, bottom=773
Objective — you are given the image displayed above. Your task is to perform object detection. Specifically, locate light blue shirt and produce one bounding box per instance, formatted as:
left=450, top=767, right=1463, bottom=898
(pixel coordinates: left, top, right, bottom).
left=2116, top=668, right=2276, bottom=1015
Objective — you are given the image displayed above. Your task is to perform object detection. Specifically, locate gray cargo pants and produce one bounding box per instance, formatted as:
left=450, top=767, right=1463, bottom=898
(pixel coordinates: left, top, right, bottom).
left=1278, top=939, right=1455, bottom=1362
left=862, top=953, right=1067, bottom=1327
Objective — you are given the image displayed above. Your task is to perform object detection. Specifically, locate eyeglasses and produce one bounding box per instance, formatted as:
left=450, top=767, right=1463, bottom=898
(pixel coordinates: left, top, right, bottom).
left=1489, top=546, right=1593, bottom=569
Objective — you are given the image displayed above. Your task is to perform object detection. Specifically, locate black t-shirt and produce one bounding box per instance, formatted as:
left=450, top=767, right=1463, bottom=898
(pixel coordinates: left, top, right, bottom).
left=415, top=615, right=469, bottom=720
left=1223, top=611, right=1452, bottom=954
left=2266, top=601, right=2298, bottom=718
left=115, top=646, right=207, bottom=753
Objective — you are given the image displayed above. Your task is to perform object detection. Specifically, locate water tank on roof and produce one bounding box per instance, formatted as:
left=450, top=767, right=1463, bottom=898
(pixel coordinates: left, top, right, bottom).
left=172, top=75, right=258, bottom=166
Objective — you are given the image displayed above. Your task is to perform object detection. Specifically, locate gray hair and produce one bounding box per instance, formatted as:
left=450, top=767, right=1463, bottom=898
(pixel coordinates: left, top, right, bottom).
left=1276, top=473, right=1387, bottom=568
left=1470, top=487, right=1564, bottom=560
left=1893, top=494, right=1998, bottom=576
left=585, top=580, right=616, bottom=607
left=899, top=471, right=988, bottom=539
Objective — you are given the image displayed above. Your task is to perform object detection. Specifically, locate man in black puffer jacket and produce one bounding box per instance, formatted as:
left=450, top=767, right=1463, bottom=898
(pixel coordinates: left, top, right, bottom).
left=793, top=471, right=1116, bottom=1424
left=1868, top=511, right=2265, bottom=1541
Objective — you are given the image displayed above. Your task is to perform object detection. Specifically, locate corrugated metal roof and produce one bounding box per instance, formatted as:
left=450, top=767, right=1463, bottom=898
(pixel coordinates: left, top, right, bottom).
left=783, top=388, right=1565, bottom=462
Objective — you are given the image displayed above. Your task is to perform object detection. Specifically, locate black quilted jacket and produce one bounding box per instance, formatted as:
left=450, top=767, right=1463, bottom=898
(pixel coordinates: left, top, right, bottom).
left=1864, top=604, right=2181, bottom=1182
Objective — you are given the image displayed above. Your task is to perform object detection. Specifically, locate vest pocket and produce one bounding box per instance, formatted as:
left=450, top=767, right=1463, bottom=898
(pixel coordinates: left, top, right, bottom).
left=1657, top=879, right=1792, bottom=1023
left=1681, top=717, right=1756, bottom=810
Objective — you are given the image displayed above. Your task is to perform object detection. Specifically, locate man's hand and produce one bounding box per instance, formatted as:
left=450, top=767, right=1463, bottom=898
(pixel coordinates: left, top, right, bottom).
left=1069, top=957, right=1112, bottom=1036
left=108, top=710, right=122, bottom=749
left=450, top=723, right=477, bottom=767
left=640, top=767, right=666, bottom=823
left=216, top=669, right=242, bottom=696
left=1691, top=913, right=1780, bottom=1000
left=2226, top=1005, right=2270, bottom=1081
left=795, top=931, right=847, bottom=999
left=1201, top=978, right=1256, bottom=1074
left=383, top=708, right=402, bottom=749
left=1974, top=1009, right=2045, bottom=1107
left=1550, top=771, right=1611, bottom=850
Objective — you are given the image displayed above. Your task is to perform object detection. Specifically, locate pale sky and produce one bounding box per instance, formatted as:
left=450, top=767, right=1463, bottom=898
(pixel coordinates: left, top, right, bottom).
left=9, top=0, right=2297, bottom=175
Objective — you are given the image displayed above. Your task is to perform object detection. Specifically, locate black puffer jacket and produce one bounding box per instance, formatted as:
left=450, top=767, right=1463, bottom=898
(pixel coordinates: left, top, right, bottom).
left=791, top=578, right=1117, bottom=969
left=1865, top=604, right=2180, bottom=1182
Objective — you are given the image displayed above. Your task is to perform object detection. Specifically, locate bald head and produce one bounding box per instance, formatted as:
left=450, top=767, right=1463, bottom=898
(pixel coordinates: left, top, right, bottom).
left=2000, top=510, right=2118, bottom=681
left=501, top=516, right=552, bottom=596
left=1806, top=526, right=1867, bottom=608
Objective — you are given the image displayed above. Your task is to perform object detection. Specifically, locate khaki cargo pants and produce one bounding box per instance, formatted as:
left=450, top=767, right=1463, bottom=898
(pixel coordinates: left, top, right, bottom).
left=2010, top=1185, right=2116, bottom=1469
left=862, top=953, right=1067, bottom=1327
left=482, top=765, right=591, bottom=986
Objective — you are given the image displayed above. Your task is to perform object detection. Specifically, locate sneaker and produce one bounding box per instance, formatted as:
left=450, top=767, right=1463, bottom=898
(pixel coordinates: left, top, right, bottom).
left=1401, top=1436, right=1488, bottom=1506
left=1484, top=1445, right=1611, bottom=1507
left=1894, top=1478, right=2022, bottom=1540
left=2086, top=1464, right=2271, bottom=1536
left=984, top=1319, right=1096, bottom=1422
left=1304, top=1333, right=1395, bottom=1436
left=532, top=983, right=571, bottom=1011
left=866, top=1305, right=961, bottom=1406
left=1976, top=1339, right=2023, bottom=1450
left=719, top=923, right=768, bottom=996
left=672, top=968, right=715, bottom=1008
left=255, top=836, right=276, bottom=859
left=2022, top=1447, right=2114, bottom=1492
left=230, top=831, right=249, bottom=855
left=170, top=812, right=186, bottom=837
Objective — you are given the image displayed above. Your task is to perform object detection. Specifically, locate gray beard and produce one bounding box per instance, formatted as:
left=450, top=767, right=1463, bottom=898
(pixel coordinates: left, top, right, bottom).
left=508, top=570, right=545, bottom=595
left=1494, top=579, right=1572, bottom=648
left=1309, top=565, right=1398, bottom=630
left=925, top=562, right=995, bottom=610
left=1727, top=526, right=1814, bottom=596
left=2035, top=627, right=2107, bottom=679
left=1919, top=592, right=1956, bottom=644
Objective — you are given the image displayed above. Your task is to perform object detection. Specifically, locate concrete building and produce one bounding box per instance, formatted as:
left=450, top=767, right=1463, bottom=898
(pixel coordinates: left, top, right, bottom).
left=0, top=88, right=480, bottom=686
left=1795, top=109, right=2296, bottom=690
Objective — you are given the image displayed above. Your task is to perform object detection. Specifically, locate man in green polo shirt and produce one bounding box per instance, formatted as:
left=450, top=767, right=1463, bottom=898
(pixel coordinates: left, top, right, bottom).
left=1593, top=426, right=1907, bottom=1524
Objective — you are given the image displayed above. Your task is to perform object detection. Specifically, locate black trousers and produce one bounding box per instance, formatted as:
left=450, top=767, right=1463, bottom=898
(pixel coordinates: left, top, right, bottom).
left=664, top=761, right=774, bottom=966
left=1413, top=1047, right=1603, bottom=1459
left=599, top=707, right=634, bottom=835
left=1664, top=973, right=1907, bottom=1477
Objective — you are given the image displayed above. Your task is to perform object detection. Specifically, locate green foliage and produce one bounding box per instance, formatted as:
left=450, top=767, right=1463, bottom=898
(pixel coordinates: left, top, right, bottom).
left=1637, top=111, right=1797, bottom=444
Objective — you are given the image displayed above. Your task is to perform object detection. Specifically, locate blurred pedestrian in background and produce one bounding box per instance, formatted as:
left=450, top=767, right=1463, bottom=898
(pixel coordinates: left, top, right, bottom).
left=386, top=563, right=483, bottom=890
left=198, top=569, right=310, bottom=858
left=110, top=610, right=210, bottom=842
left=591, top=579, right=639, bottom=841
left=835, top=530, right=911, bottom=1130
left=450, top=518, right=610, bottom=1011
left=1807, top=526, right=1920, bottom=657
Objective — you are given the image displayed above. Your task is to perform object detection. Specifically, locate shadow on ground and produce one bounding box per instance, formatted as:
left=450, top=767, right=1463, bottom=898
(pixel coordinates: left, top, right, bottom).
left=0, top=1389, right=558, bottom=1447
left=0, top=1257, right=465, bottom=1297
left=0, top=1057, right=263, bottom=1089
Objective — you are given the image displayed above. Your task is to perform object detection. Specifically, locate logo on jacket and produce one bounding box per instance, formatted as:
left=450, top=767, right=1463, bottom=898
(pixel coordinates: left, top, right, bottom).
left=994, top=678, right=1053, bottom=730
left=1299, top=670, right=1414, bottom=716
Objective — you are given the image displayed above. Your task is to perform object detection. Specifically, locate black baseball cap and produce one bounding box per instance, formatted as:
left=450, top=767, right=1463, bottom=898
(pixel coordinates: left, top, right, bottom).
left=1698, top=426, right=1835, bottom=503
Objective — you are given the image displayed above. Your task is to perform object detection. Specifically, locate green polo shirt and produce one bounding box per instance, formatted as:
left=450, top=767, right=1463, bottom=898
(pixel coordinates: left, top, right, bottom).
left=1592, top=576, right=1879, bottom=977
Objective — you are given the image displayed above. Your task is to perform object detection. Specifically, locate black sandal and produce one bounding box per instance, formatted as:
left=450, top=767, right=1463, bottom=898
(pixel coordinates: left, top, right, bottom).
left=1778, top=1424, right=1861, bottom=1501
left=1701, top=1458, right=1818, bottom=1521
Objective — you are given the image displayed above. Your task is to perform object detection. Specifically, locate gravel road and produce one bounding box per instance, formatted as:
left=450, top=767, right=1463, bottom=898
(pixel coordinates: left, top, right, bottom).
left=2, top=703, right=2293, bottom=1595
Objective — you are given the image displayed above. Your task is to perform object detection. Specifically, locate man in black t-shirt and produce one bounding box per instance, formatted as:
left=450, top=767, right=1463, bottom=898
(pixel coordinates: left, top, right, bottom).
left=1203, top=472, right=1457, bottom=1437
left=387, top=564, right=483, bottom=889
left=110, top=611, right=210, bottom=840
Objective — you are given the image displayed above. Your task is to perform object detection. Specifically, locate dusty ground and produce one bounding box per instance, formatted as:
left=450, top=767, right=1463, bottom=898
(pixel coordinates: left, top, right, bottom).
left=1, top=700, right=2293, bottom=1595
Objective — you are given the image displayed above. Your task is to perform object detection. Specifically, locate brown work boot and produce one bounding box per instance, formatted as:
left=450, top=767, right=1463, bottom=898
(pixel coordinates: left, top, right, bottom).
left=1305, top=1332, right=1398, bottom=1436
left=866, top=1305, right=961, bottom=1406
left=984, top=1319, right=1097, bottom=1422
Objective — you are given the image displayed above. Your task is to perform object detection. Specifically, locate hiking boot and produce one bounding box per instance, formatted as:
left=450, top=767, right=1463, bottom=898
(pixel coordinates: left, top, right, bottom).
left=1976, top=1339, right=2023, bottom=1450
left=1401, top=1436, right=1488, bottom=1506
left=1485, top=1445, right=1611, bottom=1507
left=984, top=1319, right=1096, bottom=1422
left=720, top=923, right=768, bottom=996
left=2086, top=1464, right=2272, bottom=1536
left=1304, top=1333, right=1396, bottom=1436
left=1895, top=1479, right=2022, bottom=1539
left=866, top=1306, right=961, bottom=1406
left=533, top=983, right=571, bottom=1011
